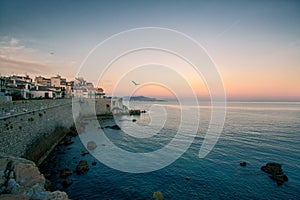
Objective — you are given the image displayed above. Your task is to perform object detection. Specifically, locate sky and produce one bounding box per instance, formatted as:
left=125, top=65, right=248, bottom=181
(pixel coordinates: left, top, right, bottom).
left=0, top=0, right=299, bottom=101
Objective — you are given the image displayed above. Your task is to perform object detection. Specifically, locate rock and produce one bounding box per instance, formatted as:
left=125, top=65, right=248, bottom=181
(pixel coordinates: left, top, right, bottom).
left=9, top=171, right=14, bottom=179
left=6, top=178, right=19, bottom=193
left=185, top=177, right=191, bottom=181
left=281, top=174, right=288, bottom=182
left=0, top=157, right=9, bottom=171
left=44, top=190, right=69, bottom=200
left=60, top=168, right=73, bottom=178
left=104, top=125, right=121, bottom=130
left=0, top=175, right=6, bottom=188
left=66, top=127, right=78, bottom=137
left=270, top=174, right=289, bottom=185
left=44, top=179, right=52, bottom=191
left=0, top=154, right=70, bottom=200
left=261, top=162, right=288, bottom=185
left=129, top=110, right=141, bottom=115
left=240, top=161, right=247, bottom=167
left=13, top=163, right=45, bottom=187
left=0, top=185, right=5, bottom=194
left=132, top=119, right=137, bottom=122
left=62, top=137, right=74, bottom=146
left=87, top=141, right=97, bottom=150
left=261, top=163, right=283, bottom=175
left=153, top=191, right=164, bottom=200
left=76, top=160, right=89, bottom=174
left=92, top=162, right=97, bottom=166
left=0, top=157, right=9, bottom=186
left=0, top=194, right=30, bottom=200
left=62, top=179, right=73, bottom=188
left=80, top=150, right=89, bottom=156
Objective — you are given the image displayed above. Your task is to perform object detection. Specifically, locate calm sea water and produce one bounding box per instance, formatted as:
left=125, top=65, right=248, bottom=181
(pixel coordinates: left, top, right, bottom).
left=40, top=101, right=300, bottom=199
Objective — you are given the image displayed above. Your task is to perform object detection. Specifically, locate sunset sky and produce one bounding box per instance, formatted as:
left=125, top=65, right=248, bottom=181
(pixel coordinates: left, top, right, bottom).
left=0, top=0, right=299, bottom=101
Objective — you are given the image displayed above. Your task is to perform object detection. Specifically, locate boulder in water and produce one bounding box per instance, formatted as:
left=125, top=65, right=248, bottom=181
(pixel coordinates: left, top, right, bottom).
left=62, top=179, right=73, bottom=188
left=67, top=126, right=78, bottom=137
left=261, top=163, right=283, bottom=175
left=153, top=191, right=164, bottom=200
left=76, top=160, right=89, bottom=174
left=62, top=137, right=74, bottom=146
left=104, top=125, right=121, bottom=130
left=87, top=141, right=97, bottom=150
left=80, top=150, right=89, bottom=156
left=270, top=174, right=289, bottom=185
left=240, top=161, right=247, bottom=167
left=60, top=168, right=73, bottom=178
left=261, top=162, right=288, bottom=185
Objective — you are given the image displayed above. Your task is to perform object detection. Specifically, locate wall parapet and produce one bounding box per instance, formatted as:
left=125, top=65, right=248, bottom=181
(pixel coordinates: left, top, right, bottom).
left=0, top=99, right=72, bottom=118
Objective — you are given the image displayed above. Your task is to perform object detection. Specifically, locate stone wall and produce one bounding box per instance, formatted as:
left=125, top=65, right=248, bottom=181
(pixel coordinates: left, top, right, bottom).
left=72, top=98, right=113, bottom=119
left=0, top=99, right=73, bottom=164
left=0, top=99, right=70, bottom=118
left=0, top=98, right=123, bottom=165
left=71, top=98, right=127, bottom=120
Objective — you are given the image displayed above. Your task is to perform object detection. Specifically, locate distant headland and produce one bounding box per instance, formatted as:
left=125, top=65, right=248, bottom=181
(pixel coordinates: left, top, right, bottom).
left=123, top=96, right=167, bottom=102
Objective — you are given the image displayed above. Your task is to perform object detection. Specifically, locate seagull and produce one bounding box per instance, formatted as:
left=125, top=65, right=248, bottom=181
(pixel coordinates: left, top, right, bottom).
left=50, top=52, right=54, bottom=55
left=131, top=80, right=140, bottom=86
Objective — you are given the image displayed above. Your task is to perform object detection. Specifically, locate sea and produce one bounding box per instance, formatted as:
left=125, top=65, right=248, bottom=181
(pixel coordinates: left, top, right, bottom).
left=40, top=101, right=300, bottom=200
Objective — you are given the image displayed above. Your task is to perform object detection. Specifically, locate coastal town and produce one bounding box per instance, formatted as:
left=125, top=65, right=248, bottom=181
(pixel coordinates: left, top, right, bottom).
left=0, top=74, right=131, bottom=199
left=0, top=74, right=105, bottom=102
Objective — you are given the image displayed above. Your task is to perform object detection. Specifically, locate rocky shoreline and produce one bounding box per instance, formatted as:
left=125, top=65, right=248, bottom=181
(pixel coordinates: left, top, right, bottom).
left=0, top=154, right=69, bottom=200
left=0, top=126, right=78, bottom=199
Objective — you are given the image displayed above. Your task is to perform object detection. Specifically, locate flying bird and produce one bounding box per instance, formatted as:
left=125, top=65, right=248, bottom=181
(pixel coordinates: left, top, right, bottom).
left=50, top=52, right=54, bottom=55
left=131, top=80, right=140, bottom=86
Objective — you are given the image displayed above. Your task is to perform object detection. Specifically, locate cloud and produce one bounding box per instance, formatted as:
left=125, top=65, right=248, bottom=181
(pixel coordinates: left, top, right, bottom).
left=0, top=55, right=52, bottom=75
left=0, top=45, right=26, bottom=55
left=0, top=36, right=27, bottom=55
left=9, top=38, right=19, bottom=46
left=0, top=35, right=79, bottom=80
left=0, top=36, right=53, bottom=75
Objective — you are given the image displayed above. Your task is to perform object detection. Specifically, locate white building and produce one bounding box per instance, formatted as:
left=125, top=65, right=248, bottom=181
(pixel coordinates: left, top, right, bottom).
left=73, top=87, right=105, bottom=99
left=30, top=86, right=54, bottom=99
left=50, top=75, right=67, bottom=89
left=87, top=88, right=105, bottom=98
left=73, top=88, right=88, bottom=98
left=35, top=76, right=51, bottom=87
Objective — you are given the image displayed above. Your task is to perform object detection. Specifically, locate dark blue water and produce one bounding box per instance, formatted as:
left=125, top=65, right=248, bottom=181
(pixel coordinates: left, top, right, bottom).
left=40, top=102, right=300, bottom=199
